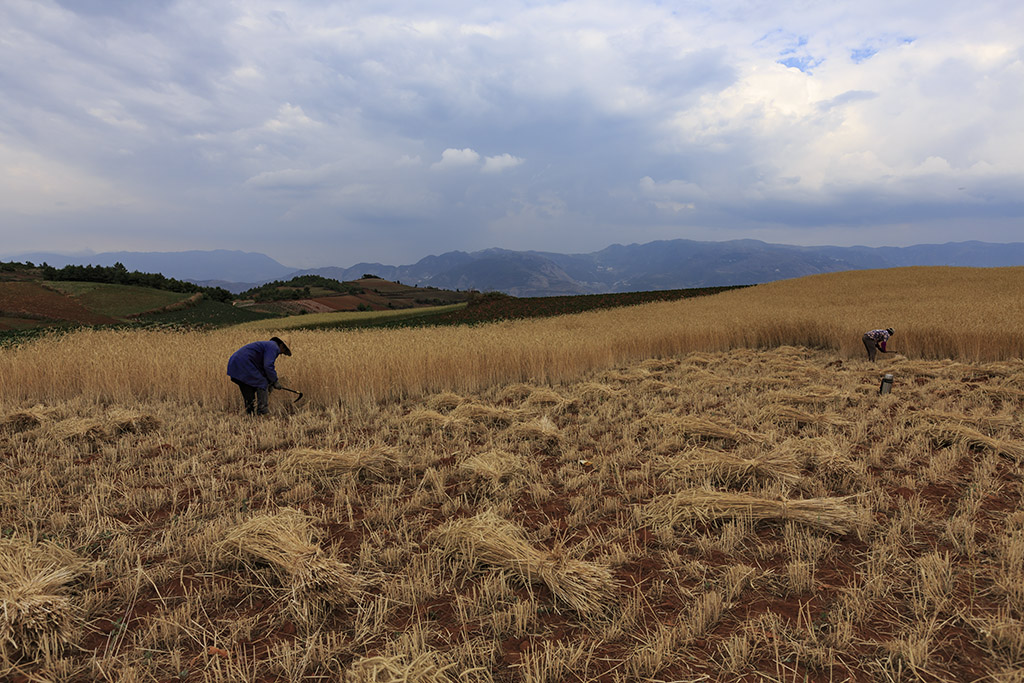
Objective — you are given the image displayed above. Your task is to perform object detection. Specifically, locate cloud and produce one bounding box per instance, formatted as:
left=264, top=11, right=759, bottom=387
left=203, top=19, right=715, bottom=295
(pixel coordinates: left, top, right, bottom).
left=431, top=148, right=481, bottom=170
left=482, top=153, right=524, bottom=173
left=263, top=103, right=320, bottom=132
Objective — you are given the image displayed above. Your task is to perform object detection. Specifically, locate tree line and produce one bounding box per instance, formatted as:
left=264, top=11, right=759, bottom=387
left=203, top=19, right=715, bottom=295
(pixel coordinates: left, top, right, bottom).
left=35, top=262, right=234, bottom=302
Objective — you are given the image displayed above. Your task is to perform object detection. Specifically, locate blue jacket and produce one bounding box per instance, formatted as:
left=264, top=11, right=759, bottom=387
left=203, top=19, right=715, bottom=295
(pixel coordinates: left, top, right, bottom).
left=227, top=341, right=282, bottom=389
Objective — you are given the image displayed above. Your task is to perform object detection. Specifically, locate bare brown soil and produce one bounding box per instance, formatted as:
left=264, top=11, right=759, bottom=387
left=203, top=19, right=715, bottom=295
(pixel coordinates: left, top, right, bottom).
left=0, top=282, right=118, bottom=325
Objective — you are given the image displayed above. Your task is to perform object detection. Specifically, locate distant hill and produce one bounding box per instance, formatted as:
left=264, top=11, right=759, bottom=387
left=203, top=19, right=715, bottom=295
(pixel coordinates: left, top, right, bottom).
left=293, top=240, right=1024, bottom=296
left=9, top=240, right=1024, bottom=297
left=10, top=249, right=296, bottom=284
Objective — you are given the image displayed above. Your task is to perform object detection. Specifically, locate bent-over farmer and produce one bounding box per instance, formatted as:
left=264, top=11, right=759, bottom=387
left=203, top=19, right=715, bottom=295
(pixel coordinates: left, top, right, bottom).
left=227, top=337, right=291, bottom=415
left=862, top=327, right=894, bottom=362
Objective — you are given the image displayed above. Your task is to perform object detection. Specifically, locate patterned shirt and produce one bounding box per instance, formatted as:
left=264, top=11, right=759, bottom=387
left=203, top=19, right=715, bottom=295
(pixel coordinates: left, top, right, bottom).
left=866, top=329, right=891, bottom=343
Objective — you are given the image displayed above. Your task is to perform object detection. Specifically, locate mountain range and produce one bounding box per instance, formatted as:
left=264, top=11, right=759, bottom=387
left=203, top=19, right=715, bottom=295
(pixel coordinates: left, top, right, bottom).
left=10, top=239, right=1024, bottom=296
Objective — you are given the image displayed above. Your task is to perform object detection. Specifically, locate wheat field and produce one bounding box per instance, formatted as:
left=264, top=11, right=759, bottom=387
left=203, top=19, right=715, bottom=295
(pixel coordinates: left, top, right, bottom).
left=1, top=267, right=1023, bottom=681
left=1, top=267, right=1022, bottom=410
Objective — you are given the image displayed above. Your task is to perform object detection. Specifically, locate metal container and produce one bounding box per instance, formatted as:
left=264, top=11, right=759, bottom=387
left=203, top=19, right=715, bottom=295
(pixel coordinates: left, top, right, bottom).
left=879, top=373, right=894, bottom=395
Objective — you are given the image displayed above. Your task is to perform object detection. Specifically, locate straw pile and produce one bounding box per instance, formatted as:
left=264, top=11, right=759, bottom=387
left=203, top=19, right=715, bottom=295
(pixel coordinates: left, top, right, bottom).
left=222, top=508, right=360, bottom=617
left=575, top=382, right=622, bottom=400
left=105, top=409, right=161, bottom=435
left=919, top=423, right=1024, bottom=463
left=431, top=511, right=616, bottom=614
left=405, top=409, right=471, bottom=434
left=0, top=406, right=51, bottom=434
left=642, top=490, right=866, bottom=534
left=497, top=383, right=535, bottom=402
left=281, top=447, right=395, bottom=479
left=507, top=417, right=561, bottom=452
left=458, top=450, right=526, bottom=485
left=451, top=402, right=516, bottom=426
left=426, top=391, right=466, bottom=412
left=52, top=417, right=108, bottom=442
left=670, top=416, right=760, bottom=445
left=347, top=652, right=456, bottom=683
left=658, top=448, right=803, bottom=486
left=0, top=539, right=86, bottom=664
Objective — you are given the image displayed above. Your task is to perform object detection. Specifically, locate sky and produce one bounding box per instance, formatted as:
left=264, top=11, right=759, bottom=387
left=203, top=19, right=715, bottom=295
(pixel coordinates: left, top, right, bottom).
left=2, top=0, right=1023, bottom=268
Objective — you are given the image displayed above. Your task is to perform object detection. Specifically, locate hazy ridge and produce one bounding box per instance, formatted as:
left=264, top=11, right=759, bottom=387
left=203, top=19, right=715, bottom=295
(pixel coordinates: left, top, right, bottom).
left=11, top=239, right=1024, bottom=296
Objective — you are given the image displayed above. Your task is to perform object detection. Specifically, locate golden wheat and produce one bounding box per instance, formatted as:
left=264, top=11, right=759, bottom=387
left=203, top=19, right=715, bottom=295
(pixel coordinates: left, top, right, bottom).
left=2, top=267, right=1023, bottom=409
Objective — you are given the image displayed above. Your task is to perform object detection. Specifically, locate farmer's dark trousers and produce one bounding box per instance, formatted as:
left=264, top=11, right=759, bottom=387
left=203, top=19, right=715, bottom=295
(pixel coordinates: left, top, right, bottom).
left=862, top=333, right=878, bottom=361
left=232, top=379, right=269, bottom=415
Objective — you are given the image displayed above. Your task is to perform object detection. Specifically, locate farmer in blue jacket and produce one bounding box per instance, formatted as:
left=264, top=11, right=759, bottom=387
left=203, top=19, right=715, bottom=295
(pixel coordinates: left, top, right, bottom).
left=227, top=337, right=291, bottom=415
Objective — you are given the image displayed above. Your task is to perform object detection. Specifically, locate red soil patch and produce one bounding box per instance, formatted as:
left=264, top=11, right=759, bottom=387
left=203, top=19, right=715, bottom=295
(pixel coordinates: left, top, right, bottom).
left=0, top=282, right=118, bottom=325
left=309, top=294, right=369, bottom=311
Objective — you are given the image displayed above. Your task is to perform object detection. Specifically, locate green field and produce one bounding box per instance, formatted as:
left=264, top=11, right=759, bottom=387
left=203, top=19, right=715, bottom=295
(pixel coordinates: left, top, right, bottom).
left=142, top=298, right=277, bottom=326
left=44, top=281, right=190, bottom=318
left=232, top=303, right=467, bottom=331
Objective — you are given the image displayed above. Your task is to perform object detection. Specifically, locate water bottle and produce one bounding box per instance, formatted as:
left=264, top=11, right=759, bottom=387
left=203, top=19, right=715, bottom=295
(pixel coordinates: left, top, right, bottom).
left=879, top=373, right=894, bottom=395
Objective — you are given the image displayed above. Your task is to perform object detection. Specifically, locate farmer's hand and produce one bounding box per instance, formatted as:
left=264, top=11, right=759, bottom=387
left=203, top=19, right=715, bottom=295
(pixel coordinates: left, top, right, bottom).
left=272, top=380, right=283, bottom=390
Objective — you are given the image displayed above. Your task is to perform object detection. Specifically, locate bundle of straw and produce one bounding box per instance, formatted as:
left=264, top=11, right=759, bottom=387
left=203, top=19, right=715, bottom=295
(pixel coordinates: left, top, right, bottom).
left=671, top=416, right=759, bottom=445
left=426, top=391, right=466, bottom=412
left=0, top=539, right=86, bottom=663
left=919, top=423, right=1024, bottom=463
left=105, top=409, right=162, bottom=435
left=0, top=406, right=51, bottom=434
left=222, top=508, right=359, bottom=613
left=497, top=383, right=535, bottom=402
left=458, top=450, right=525, bottom=484
left=575, top=382, right=622, bottom=400
left=281, top=447, right=394, bottom=479
left=52, top=417, right=107, bottom=442
left=451, top=402, right=516, bottom=426
left=508, top=417, right=561, bottom=446
left=431, top=511, right=616, bottom=614
left=659, top=448, right=802, bottom=486
left=347, top=652, right=456, bottom=683
left=405, top=409, right=471, bottom=435
left=642, top=490, right=866, bottom=535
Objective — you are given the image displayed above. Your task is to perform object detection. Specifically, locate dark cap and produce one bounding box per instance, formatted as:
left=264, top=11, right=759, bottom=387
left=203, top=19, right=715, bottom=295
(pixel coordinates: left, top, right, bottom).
left=271, top=337, right=291, bottom=356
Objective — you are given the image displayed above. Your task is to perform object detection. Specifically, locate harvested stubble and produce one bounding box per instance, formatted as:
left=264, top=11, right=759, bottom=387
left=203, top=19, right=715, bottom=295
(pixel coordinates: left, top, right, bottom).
left=764, top=405, right=851, bottom=428
left=918, top=423, right=1024, bottom=463
left=431, top=511, right=616, bottom=615
left=281, top=447, right=395, bottom=479
left=0, top=539, right=86, bottom=666
left=222, top=509, right=360, bottom=613
left=766, top=387, right=843, bottom=406
left=658, top=448, right=803, bottom=487
left=912, top=410, right=1019, bottom=434
left=643, top=490, right=867, bottom=535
